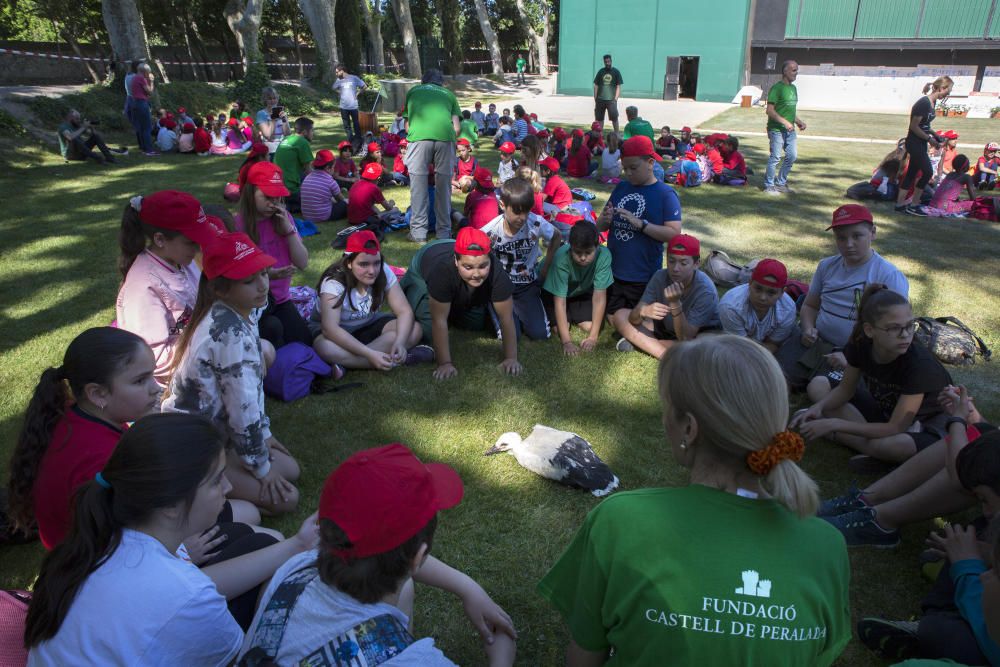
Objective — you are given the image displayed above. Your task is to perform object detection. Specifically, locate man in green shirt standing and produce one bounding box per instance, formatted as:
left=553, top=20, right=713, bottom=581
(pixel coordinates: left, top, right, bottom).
left=516, top=53, right=527, bottom=85
left=764, top=60, right=807, bottom=195
left=593, top=54, right=624, bottom=134
left=402, top=68, right=461, bottom=243
left=622, top=106, right=655, bottom=141
left=273, top=117, right=315, bottom=212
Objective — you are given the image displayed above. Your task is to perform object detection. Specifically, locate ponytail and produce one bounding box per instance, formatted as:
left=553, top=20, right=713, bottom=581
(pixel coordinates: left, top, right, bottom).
left=236, top=184, right=262, bottom=244
left=658, top=335, right=820, bottom=518
left=25, top=413, right=225, bottom=646
left=7, top=328, right=147, bottom=533
left=848, top=283, right=909, bottom=348
left=117, top=197, right=182, bottom=279
left=924, top=75, right=954, bottom=95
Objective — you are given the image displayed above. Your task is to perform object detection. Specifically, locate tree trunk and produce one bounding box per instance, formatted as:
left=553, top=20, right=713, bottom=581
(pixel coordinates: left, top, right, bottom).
left=514, top=0, right=549, bottom=75
left=358, top=0, right=385, bottom=74
left=470, top=0, right=503, bottom=76
left=297, top=0, right=339, bottom=84
left=389, top=0, right=420, bottom=79
left=187, top=18, right=216, bottom=81
left=223, top=0, right=265, bottom=67
left=176, top=13, right=200, bottom=81
left=436, top=0, right=463, bottom=75
left=101, top=0, right=152, bottom=78
left=54, top=22, right=101, bottom=84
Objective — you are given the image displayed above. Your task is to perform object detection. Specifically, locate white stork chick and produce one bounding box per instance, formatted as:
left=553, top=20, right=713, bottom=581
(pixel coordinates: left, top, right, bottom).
left=484, top=424, right=619, bottom=497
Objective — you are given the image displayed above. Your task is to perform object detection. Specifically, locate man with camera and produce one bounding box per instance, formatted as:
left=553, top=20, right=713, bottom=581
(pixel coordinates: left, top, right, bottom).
left=58, top=109, right=117, bottom=164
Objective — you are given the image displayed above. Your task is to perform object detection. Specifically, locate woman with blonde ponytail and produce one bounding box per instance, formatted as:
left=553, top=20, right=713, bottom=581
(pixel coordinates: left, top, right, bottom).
left=538, top=335, right=851, bottom=666
left=895, top=75, right=953, bottom=215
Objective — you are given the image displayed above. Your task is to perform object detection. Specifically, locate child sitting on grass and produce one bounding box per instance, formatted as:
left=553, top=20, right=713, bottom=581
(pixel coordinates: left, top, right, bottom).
left=162, top=232, right=302, bottom=516
left=156, top=118, right=178, bottom=153
left=459, top=110, right=479, bottom=145
left=597, top=132, right=621, bottom=183
left=542, top=222, right=612, bottom=356
left=178, top=122, right=195, bottom=153
left=452, top=138, right=479, bottom=192
left=391, top=138, right=410, bottom=186
left=790, top=285, right=952, bottom=468
left=516, top=166, right=546, bottom=216
left=497, top=141, right=519, bottom=184
left=656, top=126, right=678, bottom=158
left=927, top=154, right=977, bottom=217
left=300, top=149, right=348, bottom=223
left=193, top=117, right=212, bottom=156
left=718, top=258, right=796, bottom=354
left=310, top=231, right=431, bottom=371
left=565, top=129, right=595, bottom=179
left=976, top=142, right=999, bottom=189
left=619, top=233, right=720, bottom=359
left=455, top=168, right=500, bottom=230
left=240, top=443, right=517, bottom=666
left=333, top=140, right=359, bottom=190
left=348, top=163, right=400, bottom=225
left=540, top=157, right=573, bottom=215
left=399, top=227, right=521, bottom=380
left=480, top=177, right=562, bottom=341
left=935, top=130, right=959, bottom=181
left=715, top=136, right=747, bottom=185
left=485, top=103, right=500, bottom=134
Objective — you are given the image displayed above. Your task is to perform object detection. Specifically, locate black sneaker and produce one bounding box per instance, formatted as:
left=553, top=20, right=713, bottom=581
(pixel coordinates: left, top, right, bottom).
left=894, top=204, right=909, bottom=212
left=404, top=344, right=435, bottom=366
left=848, top=454, right=898, bottom=476
left=857, top=618, right=919, bottom=661
left=905, top=204, right=929, bottom=217
left=615, top=338, right=634, bottom=353
left=822, top=507, right=900, bottom=548
left=817, top=484, right=868, bottom=517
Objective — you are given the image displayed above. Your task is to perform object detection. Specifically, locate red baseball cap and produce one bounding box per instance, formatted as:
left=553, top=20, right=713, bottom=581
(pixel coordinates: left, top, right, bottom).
left=552, top=127, right=567, bottom=140
left=457, top=137, right=471, bottom=147
left=201, top=232, right=275, bottom=280
left=161, top=118, right=176, bottom=130
left=182, top=122, right=194, bottom=132
left=338, top=140, right=352, bottom=151
left=454, top=226, right=491, bottom=256
left=249, top=142, right=268, bottom=157
left=539, top=156, right=560, bottom=172
left=345, top=230, right=381, bottom=255
left=942, top=130, right=959, bottom=140
left=227, top=117, right=239, bottom=127
left=473, top=167, right=495, bottom=190
left=498, top=141, right=516, bottom=154
left=572, top=128, right=585, bottom=138
left=177, top=107, right=186, bottom=114
left=361, top=162, right=383, bottom=180
left=138, top=191, right=217, bottom=246
left=319, top=443, right=463, bottom=560
left=313, top=149, right=335, bottom=168
left=681, top=126, right=692, bottom=133
left=827, top=203, right=874, bottom=229
left=530, top=113, right=538, bottom=120
left=621, top=135, right=662, bottom=161
left=684, top=150, right=697, bottom=160
left=399, top=139, right=408, bottom=147
left=750, top=258, right=788, bottom=289
left=537, top=129, right=550, bottom=139
left=692, top=143, right=706, bottom=154
left=367, top=141, right=380, bottom=153
left=247, top=162, right=290, bottom=197
left=590, top=121, right=602, bottom=131
left=667, top=233, right=701, bottom=257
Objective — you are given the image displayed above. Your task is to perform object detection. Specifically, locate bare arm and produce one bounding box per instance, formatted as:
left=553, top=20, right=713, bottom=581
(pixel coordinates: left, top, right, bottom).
left=586, top=290, right=607, bottom=344
left=429, top=297, right=454, bottom=366
left=493, top=298, right=519, bottom=362
left=766, top=104, right=793, bottom=130
left=386, top=283, right=415, bottom=349
left=279, top=213, right=309, bottom=269
left=452, top=115, right=461, bottom=135
left=825, top=392, right=924, bottom=439
left=553, top=295, right=573, bottom=346
left=538, top=233, right=562, bottom=284
left=318, top=294, right=378, bottom=359
left=642, top=220, right=682, bottom=242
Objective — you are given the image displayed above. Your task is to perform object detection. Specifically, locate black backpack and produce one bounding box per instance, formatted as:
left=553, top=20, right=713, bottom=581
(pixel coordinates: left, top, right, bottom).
left=914, top=317, right=992, bottom=366
left=330, top=221, right=386, bottom=250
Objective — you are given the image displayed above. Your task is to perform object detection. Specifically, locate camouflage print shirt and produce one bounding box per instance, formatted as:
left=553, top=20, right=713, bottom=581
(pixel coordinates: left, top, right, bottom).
left=162, top=302, right=272, bottom=478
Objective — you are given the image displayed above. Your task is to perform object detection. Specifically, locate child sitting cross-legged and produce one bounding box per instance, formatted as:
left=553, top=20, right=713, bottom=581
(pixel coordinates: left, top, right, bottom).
left=542, top=222, right=612, bottom=356
left=715, top=136, right=747, bottom=185
left=300, top=149, right=349, bottom=223
left=455, top=167, right=500, bottom=230
left=452, top=138, right=479, bottom=192
left=496, top=141, right=519, bottom=185
left=391, top=138, right=410, bottom=186
left=347, top=163, right=399, bottom=226
left=618, top=233, right=720, bottom=359
left=790, top=285, right=952, bottom=469
left=926, top=154, right=977, bottom=218
left=539, top=156, right=573, bottom=216
left=480, top=177, right=563, bottom=341
left=310, top=230, right=433, bottom=371
left=240, top=443, right=517, bottom=666
left=333, top=140, right=359, bottom=191
left=718, top=258, right=797, bottom=354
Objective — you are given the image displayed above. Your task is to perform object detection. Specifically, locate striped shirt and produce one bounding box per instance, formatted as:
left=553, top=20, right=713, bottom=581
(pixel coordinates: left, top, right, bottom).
left=300, top=170, right=342, bottom=222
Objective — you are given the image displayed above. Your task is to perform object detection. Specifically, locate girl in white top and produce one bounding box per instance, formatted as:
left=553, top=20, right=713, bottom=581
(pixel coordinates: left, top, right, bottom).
left=311, top=230, right=433, bottom=370
left=26, top=413, right=245, bottom=667
left=599, top=132, right=622, bottom=180
left=115, top=191, right=222, bottom=386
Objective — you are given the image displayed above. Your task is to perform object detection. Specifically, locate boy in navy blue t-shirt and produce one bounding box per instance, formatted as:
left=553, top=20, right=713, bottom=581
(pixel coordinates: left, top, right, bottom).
left=597, top=136, right=682, bottom=349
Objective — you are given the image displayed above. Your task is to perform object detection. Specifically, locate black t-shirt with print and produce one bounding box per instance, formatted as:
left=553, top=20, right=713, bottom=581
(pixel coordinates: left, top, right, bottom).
left=907, top=96, right=936, bottom=144
left=421, top=241, right=513, bottom=313
left=844, top=337, right=952, bottom=421
left=593, top=67, right=624, bottom=101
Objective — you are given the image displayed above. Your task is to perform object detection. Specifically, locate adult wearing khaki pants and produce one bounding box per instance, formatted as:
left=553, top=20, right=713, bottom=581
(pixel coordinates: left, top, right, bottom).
left=402, top=69, right=461, bottom=244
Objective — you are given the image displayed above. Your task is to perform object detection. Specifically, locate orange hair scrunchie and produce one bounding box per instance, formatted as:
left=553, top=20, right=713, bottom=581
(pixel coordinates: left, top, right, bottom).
left=746, top=431, right=805, bottom=476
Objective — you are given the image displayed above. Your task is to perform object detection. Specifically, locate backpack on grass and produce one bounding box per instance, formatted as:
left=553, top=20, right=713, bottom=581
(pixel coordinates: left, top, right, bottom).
left=702, top=250, right=758, bottom=289
left=914, top=317, right=992, bottom=366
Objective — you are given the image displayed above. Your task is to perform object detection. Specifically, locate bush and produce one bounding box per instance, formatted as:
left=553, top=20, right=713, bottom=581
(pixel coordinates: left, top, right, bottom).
left=228, top=61, right=272, bottom=111
left=0, top=108, right=26, bottom=137
left=27, top=85, right=128, bottom=130
left=358, top=74, right=383, bottom=110
left=155, top=81, right=232, bottom=119
left=271, top=84, right=338, bottom=117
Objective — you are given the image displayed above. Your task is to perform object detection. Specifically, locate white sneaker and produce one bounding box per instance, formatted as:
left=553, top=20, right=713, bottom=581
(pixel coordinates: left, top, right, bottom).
left=763, top=186, right=782, bottom=196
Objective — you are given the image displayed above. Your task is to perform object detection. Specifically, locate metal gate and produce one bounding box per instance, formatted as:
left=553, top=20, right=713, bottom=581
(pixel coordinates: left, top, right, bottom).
left=663, top=56, right=680, bottom=100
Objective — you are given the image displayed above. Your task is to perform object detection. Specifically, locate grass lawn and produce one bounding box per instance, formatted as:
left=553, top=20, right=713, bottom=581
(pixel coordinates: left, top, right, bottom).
left=1, top=100, right=999, bottom=666
left=704, top=106, right=1000, bottom=147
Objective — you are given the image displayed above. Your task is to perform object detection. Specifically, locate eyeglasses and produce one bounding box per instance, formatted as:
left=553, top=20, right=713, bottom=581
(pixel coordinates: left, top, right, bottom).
left=871, top=320, right=918, bottom=338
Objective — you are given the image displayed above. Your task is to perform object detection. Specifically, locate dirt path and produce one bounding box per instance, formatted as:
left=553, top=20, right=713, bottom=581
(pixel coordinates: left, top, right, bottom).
left=0, top=84, right=90, bottom=145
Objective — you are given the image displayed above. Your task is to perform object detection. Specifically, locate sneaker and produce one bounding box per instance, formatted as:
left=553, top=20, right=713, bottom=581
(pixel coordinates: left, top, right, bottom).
left=848, top=454, right=899, bottom=476
left=404, top=344, right=435, bottom=366
left=857, top=618, right=919, bottom=661
left=817, top=484, right=868, bottom=517
left=905, top=204, right=928, bottom=217
left=112, top=146, right=129, bottom=155
left=775, top=183, right=794, bottom=194
left=143, top=151, right=161, bottom=157
left=823, top=507, right=901, bottom=548
left=762, top=186, right=782, bottom=196
left=615, top=337, right=634, bottom=353
left=331, top=363, right=346, bottom=380
left=405, top=233, right=426, bottom=246
left=894, top=203, right=909, bottom=212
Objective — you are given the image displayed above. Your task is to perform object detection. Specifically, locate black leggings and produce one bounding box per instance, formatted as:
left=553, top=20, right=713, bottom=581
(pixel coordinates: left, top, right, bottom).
left=901, top=138, right=933, bottom=190
left=259, top=296, right=314, bottom=349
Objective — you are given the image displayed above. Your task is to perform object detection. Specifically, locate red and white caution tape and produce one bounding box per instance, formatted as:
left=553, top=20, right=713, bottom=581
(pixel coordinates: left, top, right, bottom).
left=0, top=48, right=315, bottom=68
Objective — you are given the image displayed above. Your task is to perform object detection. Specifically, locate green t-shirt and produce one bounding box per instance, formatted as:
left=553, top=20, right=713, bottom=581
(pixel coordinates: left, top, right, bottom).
left=766, top=82, right=798, bottom=132
left=459, top=119, right=479, bottom=145
left=538, top=485, right=851, bottom=666
left=623, top=118, right=655, bottom=142
left=403, top=84, right=461, bottom=143
left=274, top=134, right=314, bottom=194
left=516, top=56, right=527, bottom=73
left=543, top=245, right=613, bottom=298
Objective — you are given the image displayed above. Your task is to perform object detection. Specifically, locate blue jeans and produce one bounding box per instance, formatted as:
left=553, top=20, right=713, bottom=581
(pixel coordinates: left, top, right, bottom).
left=132, top=99, right=154, bottom=153
left=764, top=128, right=797, bottom=188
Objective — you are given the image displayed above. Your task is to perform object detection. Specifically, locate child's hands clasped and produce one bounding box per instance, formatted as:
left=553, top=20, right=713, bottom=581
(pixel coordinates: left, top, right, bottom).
left=926, top=523, right=983, bottom=564
left=939, top=385, right=974, bottom=421
left=789, top=405, right=824, bottom=430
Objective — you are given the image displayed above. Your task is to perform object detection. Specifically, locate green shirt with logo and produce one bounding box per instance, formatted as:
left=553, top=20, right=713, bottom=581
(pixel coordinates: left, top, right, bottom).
left=274, top=134, right=314, bottom=194
left=516, top=56, right=527, bottom=73
left=403, top=84, right=462, bottom=143
left=623, top=117, right=655, bottom=142
left=538, top=484, right=851, bottom=666
left=766, top=82, right=798, bottom=132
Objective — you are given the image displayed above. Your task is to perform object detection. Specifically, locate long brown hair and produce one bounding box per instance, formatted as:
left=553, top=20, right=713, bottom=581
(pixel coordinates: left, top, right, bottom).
left=849, top=283, right=909, bottom=347
left=118, top=201, right=182, bottom=279
left=165, top=274, right=236, bottom=388
left=316, top=251, right=388, bottom=314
